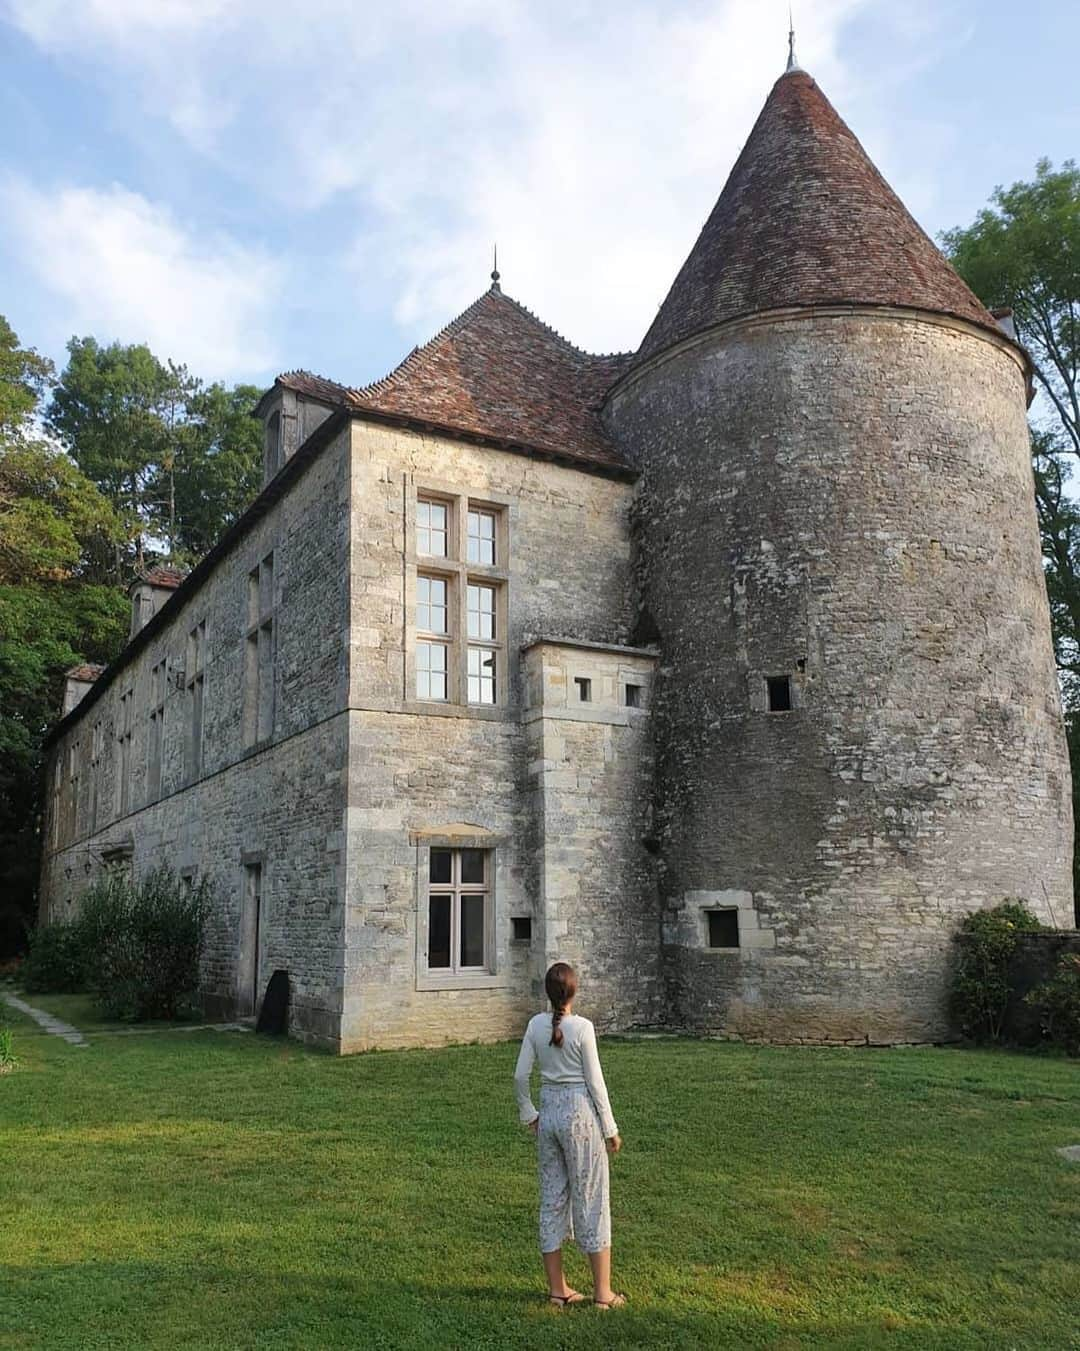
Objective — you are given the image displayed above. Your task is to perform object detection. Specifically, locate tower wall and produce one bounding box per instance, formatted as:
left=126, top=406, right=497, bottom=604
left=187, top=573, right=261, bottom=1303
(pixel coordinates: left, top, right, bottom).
left=606, top=308, right=1073, bottom=1043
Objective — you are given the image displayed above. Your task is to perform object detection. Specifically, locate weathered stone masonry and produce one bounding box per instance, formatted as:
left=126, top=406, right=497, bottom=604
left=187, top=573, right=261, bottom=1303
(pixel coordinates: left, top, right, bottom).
left=40, top=61, right=1073, bottom=1052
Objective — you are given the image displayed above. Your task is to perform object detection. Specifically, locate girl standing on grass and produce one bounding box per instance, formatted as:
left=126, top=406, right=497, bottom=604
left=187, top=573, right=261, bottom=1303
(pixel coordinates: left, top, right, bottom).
left=513, top=961, right=625, bottom=1310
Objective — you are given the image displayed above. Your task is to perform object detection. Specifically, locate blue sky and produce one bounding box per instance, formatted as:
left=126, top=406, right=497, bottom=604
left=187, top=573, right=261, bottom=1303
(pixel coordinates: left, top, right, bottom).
left=0, top=0, right=1077, bottom=392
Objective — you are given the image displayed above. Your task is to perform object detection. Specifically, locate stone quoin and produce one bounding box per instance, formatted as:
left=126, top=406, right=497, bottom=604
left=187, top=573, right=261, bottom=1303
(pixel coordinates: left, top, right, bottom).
left=38, top=60, right=1073, bottom=1051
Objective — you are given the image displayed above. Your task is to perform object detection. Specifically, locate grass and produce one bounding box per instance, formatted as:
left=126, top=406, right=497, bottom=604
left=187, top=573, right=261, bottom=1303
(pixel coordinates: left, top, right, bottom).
left=2, top=990, right=1079, bottom=1350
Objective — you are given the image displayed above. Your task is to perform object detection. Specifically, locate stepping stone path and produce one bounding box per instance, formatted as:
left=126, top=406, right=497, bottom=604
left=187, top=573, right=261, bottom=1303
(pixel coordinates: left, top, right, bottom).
left=1057, top=1145, right=1080, bottom=1164
left=1, top=992, right=88, bottom=1046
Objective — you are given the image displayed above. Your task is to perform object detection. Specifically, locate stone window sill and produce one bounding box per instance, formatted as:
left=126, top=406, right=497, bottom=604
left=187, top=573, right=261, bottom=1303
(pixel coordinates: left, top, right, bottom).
left=416, top=970, right=508, bottom=992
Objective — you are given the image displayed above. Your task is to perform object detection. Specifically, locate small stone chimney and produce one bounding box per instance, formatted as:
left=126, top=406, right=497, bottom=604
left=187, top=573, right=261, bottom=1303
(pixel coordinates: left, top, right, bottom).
left=129, top=565, right=186, bottom=638
left=62, top=664, right=105, bottom=716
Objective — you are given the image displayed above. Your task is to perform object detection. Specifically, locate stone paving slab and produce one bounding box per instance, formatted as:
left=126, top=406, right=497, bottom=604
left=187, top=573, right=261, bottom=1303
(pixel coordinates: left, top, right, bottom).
left=1, top=992, right=88, bottom=1046
left=1057, top=1145, right=1080, bottom=1164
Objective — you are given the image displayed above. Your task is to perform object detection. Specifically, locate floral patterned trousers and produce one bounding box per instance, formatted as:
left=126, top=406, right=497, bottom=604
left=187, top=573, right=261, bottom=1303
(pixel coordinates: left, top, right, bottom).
left=537, top=1082, right=611, bottom=1254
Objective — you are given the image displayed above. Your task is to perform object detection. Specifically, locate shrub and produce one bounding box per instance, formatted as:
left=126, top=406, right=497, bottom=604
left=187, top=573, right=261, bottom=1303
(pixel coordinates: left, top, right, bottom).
left=1024, top=953, right=1080, bottom=1056
left=21, top=923, right=87, bottom=994
left=949, top=901, right=1043, bottom=1043
left=88, top=866, right=212, bottom=1022
left=0, top=1023, right=16, bottom=1073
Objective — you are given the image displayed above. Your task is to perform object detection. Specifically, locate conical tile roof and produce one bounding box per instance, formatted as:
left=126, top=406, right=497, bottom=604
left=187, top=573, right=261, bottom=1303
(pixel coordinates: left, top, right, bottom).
left=279, top=287, right=631, bottom=470
left=635, top=70, right=998, bottom=364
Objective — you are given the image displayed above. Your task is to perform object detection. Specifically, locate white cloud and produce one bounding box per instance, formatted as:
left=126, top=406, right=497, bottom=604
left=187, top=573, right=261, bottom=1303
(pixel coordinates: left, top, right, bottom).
left=0, top=180, right=283, bottom=379
left=2, top=0, right=956, bottom=370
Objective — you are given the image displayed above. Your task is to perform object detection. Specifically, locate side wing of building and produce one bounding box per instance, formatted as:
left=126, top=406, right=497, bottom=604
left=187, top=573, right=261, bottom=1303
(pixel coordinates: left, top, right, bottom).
left=40, top=418, right=353, bottom=1046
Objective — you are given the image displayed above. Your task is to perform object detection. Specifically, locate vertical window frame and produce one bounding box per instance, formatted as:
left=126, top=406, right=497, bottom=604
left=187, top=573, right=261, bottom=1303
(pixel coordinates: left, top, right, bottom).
left=186, top=620, right=207, bottom=779
left=244, top=553, right=276, bottom=747
left=147, top=659, right=166, bottom=800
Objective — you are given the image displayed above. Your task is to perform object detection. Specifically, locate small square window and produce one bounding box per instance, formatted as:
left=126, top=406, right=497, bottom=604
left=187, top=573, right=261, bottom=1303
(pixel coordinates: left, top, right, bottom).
left=511, top=916, right=532, bottom=943
left=624, top=683, right=642, bottom=708
left=574, top=677, right=592, bottom=703
left=707, top=909, right=740, bottom=949
left=766, top=675, right=792, bottom=713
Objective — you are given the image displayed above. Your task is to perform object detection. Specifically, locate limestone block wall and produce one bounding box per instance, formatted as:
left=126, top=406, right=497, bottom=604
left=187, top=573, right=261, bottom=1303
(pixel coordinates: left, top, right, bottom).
left=524, top=641, right=661, bottom=1030
left=40, top=428, right=353, bottom=1046
left=606, top=307, right=1074, bottom=1044
left=339, top=423, right=653, bottom=1049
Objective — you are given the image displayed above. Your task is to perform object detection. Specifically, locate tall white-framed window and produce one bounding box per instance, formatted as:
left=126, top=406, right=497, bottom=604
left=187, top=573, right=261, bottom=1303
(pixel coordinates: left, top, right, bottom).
left=466, top=582, right=497, bottom=705
left=148, top=659, right=166, bottom=799
left=411, top=491, right=507, bottom=707
left=417, top=498, right=449, bottom=558
left=416, top=573, right=451, bottom=701
left=186, top=622, right=206, bottom=779
left=426, top=847, right=491, bottom=973
left=245, top=553, right=275, bottom=746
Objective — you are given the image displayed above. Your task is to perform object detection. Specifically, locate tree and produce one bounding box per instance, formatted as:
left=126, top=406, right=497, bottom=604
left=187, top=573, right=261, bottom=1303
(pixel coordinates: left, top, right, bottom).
left=45, top=337, right=193, bottom=571
left=45, top=339, right=262, bottom=568
left=152, top=382, right=263, bottom=559
left=941, top=159, right=1080, bottom=456
left=943, top=162, right=1080, bottom=921
left=0, top=320, right=128, bottom=955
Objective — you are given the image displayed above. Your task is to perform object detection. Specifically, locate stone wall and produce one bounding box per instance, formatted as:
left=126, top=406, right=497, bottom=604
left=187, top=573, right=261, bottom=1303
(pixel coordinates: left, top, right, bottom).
left=524, top=640, right=661, bottom=1030
left=338, top=421, right=658, bottom=1050
left=40, top=427, right=353, bottom=1047
left=606, top=306, right=1074, bottom=1045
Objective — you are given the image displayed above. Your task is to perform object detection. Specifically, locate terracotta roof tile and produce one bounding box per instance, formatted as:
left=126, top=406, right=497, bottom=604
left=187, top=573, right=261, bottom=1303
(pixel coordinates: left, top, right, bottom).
left=65, top=663, right=105, bottom=682
left=138, top=565, right=186, bottom=590
left=636, top=70, right=1000, bottom=364
left=278, top=289, right=632, bottom=470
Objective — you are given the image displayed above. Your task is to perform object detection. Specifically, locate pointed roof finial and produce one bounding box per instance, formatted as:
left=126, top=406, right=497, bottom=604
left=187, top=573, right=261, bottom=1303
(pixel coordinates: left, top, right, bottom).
left=490, top=243, right=501, bottom=291
left=786, top=4, right=800, bottom=73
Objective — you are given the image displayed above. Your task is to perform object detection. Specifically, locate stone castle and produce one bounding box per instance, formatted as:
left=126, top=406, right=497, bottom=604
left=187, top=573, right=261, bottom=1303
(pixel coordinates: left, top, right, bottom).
left=40, top=59, right=1073, bottom=1051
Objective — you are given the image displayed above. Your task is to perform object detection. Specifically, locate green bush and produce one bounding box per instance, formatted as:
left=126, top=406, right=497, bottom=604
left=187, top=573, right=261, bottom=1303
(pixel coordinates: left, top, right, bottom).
left=21, top=922, right=88, bottom=993
left=0, top=1023, right=16, bottom=1073
left=88, top=866, right=212, bottom=1022
left=949, top=901, right=1044, bottom=1043
left=1024, top=953, right=1080, bottom=1056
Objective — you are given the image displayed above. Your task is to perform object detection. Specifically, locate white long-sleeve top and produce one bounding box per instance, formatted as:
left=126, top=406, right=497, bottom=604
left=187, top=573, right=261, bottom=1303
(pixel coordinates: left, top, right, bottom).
left=513, top=1011, right=619, bottom=1138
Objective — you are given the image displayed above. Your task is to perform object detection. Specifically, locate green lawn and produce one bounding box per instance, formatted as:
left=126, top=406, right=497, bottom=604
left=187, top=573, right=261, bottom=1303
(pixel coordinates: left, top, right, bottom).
left=2, top=990, right=1079, bottom=1350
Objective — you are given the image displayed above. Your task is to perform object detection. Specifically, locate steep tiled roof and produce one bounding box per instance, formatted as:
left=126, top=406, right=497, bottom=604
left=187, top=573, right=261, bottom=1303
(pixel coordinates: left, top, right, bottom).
left=635, top=70, right=1000, bottom=365
left=278, top=288, right=632, bottom=470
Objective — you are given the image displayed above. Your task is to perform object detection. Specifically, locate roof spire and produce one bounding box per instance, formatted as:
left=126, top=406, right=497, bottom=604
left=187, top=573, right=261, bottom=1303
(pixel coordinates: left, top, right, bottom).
left=786, top=4, right=800, bottom=73
left=490, top=243, right=501, bottom=292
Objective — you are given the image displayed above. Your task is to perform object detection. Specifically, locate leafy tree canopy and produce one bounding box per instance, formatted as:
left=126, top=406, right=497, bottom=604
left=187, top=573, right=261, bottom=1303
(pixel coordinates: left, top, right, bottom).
left=942, top=159, right=1080, bottom=454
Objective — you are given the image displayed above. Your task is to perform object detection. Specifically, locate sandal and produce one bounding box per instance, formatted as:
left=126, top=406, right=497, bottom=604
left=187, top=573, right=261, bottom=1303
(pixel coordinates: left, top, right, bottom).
left=594, top=1292, right=627, bottom=1310
left=548, top=1291, right=585, bottom=1307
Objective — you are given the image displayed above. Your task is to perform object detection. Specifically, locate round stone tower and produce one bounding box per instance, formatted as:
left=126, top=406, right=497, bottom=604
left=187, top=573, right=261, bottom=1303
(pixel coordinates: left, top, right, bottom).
left=605, top=65, right=1073, bottom=1043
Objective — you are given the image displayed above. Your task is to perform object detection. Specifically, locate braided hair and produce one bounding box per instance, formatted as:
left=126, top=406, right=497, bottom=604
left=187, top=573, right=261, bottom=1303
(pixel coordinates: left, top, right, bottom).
left=545, top=962, right=578, bottom=1047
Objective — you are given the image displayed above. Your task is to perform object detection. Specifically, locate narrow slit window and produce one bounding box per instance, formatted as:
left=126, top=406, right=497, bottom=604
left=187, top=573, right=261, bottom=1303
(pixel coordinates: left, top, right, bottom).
left=574, top=676, right=592, bottom=703
left=707, top=909, right=740, bottom=949
left=511, top=916, right=532, bottom=943
left=624, top=683, right=642, bottom=708
left=767, top=675, right=792, bottom=713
